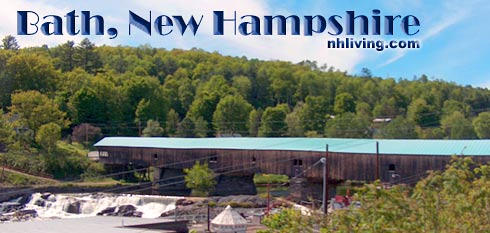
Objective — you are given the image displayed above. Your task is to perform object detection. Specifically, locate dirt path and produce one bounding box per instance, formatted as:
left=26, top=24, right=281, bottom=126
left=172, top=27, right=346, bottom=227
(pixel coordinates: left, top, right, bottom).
left=1, top=167, right=59, bottom=184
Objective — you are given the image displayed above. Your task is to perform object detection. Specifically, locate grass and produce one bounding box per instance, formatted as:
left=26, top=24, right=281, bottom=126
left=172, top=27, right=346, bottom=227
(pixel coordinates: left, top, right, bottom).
left=56, top=141, right=89, bottom=156
left=59, top=178, right=125, bottom=188
left=0, top=169, right=58, bottom=186
left=254, top=173, right=289, bottom=184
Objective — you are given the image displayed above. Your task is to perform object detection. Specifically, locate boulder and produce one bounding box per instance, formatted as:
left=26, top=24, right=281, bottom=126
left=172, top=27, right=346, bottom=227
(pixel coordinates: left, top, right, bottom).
left=64, top=201, right=83, bottom=214
left=34, top=199, right=46, bottom=207
left=97, top=206, right=116, bottom=216
left=13, top=209, right=38, bottom=221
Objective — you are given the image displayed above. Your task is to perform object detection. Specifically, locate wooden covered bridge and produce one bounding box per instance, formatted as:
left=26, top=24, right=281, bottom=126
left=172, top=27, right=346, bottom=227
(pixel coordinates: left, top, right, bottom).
left=94, top=137, right=490, bottom=195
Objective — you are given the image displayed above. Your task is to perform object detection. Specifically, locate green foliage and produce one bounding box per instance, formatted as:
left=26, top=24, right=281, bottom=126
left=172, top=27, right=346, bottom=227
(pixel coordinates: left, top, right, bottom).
left=325, top=113, right=371, bottom=138
left=2, top=53, right=57, bottom=106
left=165, top=109, right=179, bottom=136
left=300, top=96, right=329, bottom=133
left=9, top=91, right=68, bottom=133
left=0, top=116, right=13, bottom=151
left=142, top=119, right=164, bottom=137
left=473, top=112, right=490, bottom=139
left=440, top=111, right=476, bottom=139
left=253, top=173, right=289, bottom=184
left=407, top=98, right=439, bottom=127
left=213, top=95, right=253, bottom=135
left=374, top=116, right=417, bottom=139
left=334, top=92, right=355, bottom=115
left=264, top=157, right=490, bottom=232
left=1, top=35, right=20, bottom=50
left=35, top=123, right=61, bottom=151
left=285, top=109, right=304, bottom=137
left=248, top=108, right=262, bottom=137
left=259, top=104, right=289, bottom=137
left=262, top=208, right=316, bottom=233
left=1, top=40, right=490, bottom=151
left=73, top=38, right=102, bottom=74
left=184, top=161, right=216, bottom=196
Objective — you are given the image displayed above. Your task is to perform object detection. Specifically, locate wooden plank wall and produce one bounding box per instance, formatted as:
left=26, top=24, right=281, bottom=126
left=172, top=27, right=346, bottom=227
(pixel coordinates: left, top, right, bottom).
left=96, top=146, right=490, bottom=183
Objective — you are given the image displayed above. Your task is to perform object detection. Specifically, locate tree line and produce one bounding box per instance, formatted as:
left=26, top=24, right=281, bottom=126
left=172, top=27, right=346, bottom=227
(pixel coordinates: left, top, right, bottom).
left=1, top=35, right=490, bottom=153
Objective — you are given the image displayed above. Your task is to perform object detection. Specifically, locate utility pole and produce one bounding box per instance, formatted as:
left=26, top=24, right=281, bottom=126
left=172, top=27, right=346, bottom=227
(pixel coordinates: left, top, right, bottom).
left=207, top=201, right=210, bottom=232
left=322, top=144, right=329, bottom=215
left=376, top=141, right=380, bottom=181
left=84, top=123, right=89, bottom=145
left=138, top=120, right=142, bottom=136
left=266, top=182, right=271, bottom=215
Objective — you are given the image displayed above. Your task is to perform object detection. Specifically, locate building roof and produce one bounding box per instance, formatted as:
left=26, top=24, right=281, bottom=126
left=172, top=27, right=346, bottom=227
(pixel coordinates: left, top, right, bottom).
left=211, top=205, right=248, bottom=225
left=94, top=137, right=490, bottom=156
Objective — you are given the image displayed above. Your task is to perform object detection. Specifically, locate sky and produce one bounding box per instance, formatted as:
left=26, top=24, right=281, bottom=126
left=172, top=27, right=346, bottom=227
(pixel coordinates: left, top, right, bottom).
left=1, top=0, right=490, bottom=88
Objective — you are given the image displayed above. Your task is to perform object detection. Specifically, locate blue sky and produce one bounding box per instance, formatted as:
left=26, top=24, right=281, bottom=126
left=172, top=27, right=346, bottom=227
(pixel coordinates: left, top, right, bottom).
left=2, top=0, right=489, bottom=88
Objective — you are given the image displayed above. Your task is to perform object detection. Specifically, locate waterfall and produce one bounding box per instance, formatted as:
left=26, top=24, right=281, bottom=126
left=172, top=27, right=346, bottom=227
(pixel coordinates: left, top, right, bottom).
left=22, top=193, right=181, bottom=219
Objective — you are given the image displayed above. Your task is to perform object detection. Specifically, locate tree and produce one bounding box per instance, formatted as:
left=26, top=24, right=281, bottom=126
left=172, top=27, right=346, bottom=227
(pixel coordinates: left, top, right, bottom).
left=372, top=97, right=398, bottom=118
left=193, top=116, right=208, bottom=138
left=69, top=87, right=107, bottom=124
left=473, top=112, right=490, bottom=139
left=264, top=157, right=490, bottom=233
left=184, top=161, right=217, bottom=196
left=0, top=116, right=12, bottom=151
left=35, top=123, right=61, bottom=152
left=166, top=109, right=179, bottom=136
left=299, top=96, right=329, bottom=133
left=407, top=98, right=439, bottom=127
left=334, top=92, right=356, bottom=115
left=258, top=104, right=289, bottom=137
left=213, top=95, right=253, bottom=135
left=262, top=208, right=316, bottom=233
left=248, top=108, right=262, bottom=137
left=73, top=38, right=102, bottom=74
left=325, top=112, right=371, bottom=138
left=442, top=100, right=471, bottom=117
left=187, top=75, right=234, bottom=135
left=374, top=116, right=417, bottom=139
left=9, top=91, right=68, bottom=133
left=285, top=110, right=304, bottom=137
left=71, top=123, right=103, bottom=145
left=142, top=119, right=164, bottom=137
left=5, top=53, right=57, bottom=97
left=1, top=35, right=19, bottom=50
left=232, top=76, right=252, bottom=101
left=177, top=117, right=195, bottom=138
left=440, top=111, right=476, bottom=139
left=52, top=40, right=76, bottom=72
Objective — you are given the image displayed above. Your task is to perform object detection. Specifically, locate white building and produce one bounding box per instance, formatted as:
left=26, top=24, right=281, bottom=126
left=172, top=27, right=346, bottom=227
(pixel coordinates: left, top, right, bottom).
left=211, top=205, right=247, bottom=233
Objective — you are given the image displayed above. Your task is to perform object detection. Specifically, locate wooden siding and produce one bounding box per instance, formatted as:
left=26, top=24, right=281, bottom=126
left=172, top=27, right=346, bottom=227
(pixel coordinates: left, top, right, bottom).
left=96, top=146, right=490, bottom=183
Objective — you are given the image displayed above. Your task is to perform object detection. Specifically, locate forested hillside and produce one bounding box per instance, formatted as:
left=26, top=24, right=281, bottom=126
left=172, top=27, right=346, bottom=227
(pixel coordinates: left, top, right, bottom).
left=1, top=35, right=490, bottom=149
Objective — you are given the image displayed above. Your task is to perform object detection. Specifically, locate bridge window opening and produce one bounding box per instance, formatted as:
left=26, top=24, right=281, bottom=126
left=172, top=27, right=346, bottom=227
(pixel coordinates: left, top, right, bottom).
left=209, top=155, right=218, bottom=163
left=389, top=164, right=396, bottom=171
left=293, top=159, right=303, bottom=166
left=153, top=153, right=158, bottom=160
left=252, top=156, right=256, bottom=165
left=99, top=151, right=109, bottom=157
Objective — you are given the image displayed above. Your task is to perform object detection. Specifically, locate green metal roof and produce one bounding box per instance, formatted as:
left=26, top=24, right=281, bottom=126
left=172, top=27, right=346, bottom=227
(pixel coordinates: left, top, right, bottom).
left=94, top=137, right=490, bottom=156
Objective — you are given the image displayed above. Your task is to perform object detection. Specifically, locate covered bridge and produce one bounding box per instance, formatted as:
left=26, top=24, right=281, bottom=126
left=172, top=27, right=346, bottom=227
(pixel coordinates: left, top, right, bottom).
left=94, top=137, right=490, bottom=186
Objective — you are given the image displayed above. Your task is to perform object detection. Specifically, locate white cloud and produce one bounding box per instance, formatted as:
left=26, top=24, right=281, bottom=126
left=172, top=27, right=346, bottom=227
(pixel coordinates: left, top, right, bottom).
left=132, top=0, right=364, bottom=71
left=0, top=0, right=365, bottom=71
left=379, top=0, right=477, bottom=67
left=0, top=0, right=121, bottom=47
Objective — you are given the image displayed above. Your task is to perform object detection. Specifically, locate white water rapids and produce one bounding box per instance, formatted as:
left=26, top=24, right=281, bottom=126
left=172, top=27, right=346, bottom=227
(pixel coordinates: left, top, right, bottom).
left=21, top=193, right=181, bottom=219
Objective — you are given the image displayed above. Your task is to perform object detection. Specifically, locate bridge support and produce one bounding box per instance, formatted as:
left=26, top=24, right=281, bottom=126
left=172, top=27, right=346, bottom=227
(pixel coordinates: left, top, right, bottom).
left=214, top=174, right=256, bottom=196
left=152, top=167, right=163, bottom=194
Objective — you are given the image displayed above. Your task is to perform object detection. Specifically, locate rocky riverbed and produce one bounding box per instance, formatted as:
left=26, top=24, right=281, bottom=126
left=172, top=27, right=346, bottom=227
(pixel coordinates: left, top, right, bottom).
left=0, top=193, right=278, bottom=223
